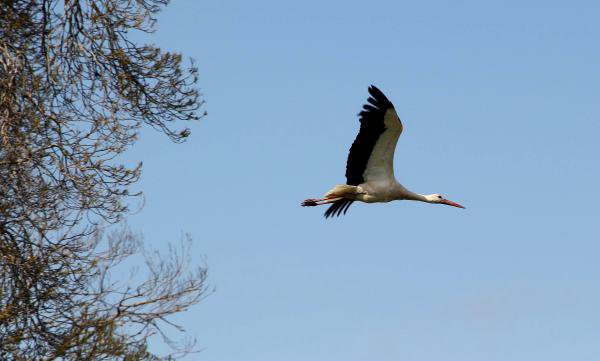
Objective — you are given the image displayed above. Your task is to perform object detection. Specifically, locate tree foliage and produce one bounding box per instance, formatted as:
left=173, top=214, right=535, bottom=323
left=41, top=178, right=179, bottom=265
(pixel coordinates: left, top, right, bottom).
left=0, top=1, right=207, bottom=359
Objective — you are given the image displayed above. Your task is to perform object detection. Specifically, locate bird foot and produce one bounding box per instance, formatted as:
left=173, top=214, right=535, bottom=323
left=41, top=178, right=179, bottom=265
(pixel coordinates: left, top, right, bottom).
left=301, top=199, right=320, bottom=207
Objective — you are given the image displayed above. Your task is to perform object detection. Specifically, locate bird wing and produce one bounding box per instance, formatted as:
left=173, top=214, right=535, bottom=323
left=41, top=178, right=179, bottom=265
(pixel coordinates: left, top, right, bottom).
left=345, top=85, right=402, bottom=186
left=324, top=86, right=402, bottom=218
left=324, top=199, right=354, bottom=219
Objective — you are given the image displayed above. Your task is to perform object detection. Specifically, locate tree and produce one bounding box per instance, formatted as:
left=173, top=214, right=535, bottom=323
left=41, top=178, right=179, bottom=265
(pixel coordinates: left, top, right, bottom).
left=0, top=1, right=208, bottom=359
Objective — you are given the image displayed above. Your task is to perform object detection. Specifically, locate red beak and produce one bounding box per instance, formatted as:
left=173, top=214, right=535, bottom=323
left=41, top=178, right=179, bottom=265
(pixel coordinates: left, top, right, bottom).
left=441, top=199, right=465, bottom=209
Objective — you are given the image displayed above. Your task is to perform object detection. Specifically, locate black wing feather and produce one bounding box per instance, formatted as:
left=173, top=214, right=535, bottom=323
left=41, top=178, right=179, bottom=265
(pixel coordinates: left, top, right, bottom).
left=324, top=86, right=394, bottom=218
left=324, top=199, right=354, bottom=219
left=345, top=85, right=394, bottom=186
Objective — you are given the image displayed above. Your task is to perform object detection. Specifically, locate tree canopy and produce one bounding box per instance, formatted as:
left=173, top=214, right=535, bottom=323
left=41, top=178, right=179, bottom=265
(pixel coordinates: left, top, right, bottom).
left=0, top=1, right=208, bottom=359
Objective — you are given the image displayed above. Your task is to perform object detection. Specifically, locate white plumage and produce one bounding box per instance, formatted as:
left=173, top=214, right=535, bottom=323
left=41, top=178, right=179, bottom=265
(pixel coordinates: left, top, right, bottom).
left=302, top=85, right=464, bottom=218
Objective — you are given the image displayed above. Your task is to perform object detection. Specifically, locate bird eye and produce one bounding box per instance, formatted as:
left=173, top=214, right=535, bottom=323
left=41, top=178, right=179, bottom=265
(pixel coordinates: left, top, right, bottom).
left=438, top=195, right=442, bottom=199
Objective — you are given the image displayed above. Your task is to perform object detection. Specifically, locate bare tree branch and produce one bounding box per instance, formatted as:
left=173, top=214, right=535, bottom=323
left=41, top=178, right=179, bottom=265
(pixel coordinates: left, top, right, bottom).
left=0, top=1, right=208, bottom=359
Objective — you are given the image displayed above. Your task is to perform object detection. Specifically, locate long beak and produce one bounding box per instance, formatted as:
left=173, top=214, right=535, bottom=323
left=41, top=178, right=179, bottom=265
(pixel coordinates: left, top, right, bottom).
left=441, top=199, right=465, bottom=209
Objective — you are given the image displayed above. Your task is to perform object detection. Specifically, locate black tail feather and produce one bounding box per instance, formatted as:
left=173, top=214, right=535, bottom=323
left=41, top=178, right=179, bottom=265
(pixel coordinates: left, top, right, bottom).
left=324, top=199, right=354, bottom=218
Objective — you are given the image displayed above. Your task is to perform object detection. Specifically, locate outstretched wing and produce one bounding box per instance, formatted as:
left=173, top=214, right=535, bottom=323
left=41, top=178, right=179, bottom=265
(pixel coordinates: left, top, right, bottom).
left=345, top=85, right=402, bottom=185
left=324, top=199, right=354, bottom=219
left=325, top=85, right=402, bottom=218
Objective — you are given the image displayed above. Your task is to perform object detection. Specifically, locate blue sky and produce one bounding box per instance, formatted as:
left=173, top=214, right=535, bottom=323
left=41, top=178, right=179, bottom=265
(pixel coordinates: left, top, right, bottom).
left=126, top=1, right=600, bottom=360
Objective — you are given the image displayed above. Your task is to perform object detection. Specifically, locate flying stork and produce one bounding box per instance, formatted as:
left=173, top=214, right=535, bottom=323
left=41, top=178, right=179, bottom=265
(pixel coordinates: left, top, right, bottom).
left=301, top=85, right=465, bottom=218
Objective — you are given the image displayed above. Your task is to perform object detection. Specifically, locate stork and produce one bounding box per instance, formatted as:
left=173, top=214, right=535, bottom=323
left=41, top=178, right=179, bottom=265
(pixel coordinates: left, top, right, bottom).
left=302, top=85, right=465, bottom=218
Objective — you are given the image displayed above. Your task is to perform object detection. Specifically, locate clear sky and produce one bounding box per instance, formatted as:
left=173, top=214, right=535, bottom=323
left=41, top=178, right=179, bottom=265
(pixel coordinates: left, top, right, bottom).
left=126, top=1, right=600, bottom=360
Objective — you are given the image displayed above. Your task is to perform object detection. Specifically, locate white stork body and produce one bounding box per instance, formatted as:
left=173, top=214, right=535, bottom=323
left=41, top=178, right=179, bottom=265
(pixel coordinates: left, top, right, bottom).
left=302, top=85, right=464, bottom=218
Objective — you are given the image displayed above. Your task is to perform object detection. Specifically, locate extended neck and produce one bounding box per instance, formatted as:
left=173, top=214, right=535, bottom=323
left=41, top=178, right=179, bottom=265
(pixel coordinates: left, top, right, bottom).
left=393, top=184, right=430, bottom=203
left=404, top=191, right=429, bottom=203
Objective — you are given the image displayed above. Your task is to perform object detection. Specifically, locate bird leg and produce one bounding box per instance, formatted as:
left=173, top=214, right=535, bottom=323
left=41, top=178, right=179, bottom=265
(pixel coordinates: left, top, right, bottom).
left=301, top=197, right=343, bottom=207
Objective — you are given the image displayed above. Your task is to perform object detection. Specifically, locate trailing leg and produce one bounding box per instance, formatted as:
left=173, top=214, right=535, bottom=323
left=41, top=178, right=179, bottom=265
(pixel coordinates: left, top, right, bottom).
left=301, top=197, right=342, bottom=207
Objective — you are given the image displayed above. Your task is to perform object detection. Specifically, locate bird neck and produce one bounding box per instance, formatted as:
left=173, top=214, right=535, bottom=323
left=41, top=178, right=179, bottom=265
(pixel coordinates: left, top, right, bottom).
left=405, top=192, right=430, bottom=203
left=392, top=184, right=429, bottom=203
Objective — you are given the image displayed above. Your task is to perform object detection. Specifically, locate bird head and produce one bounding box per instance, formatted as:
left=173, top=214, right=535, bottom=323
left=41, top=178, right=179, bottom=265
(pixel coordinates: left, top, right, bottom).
left=426, top=194, right=465, bottom=209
